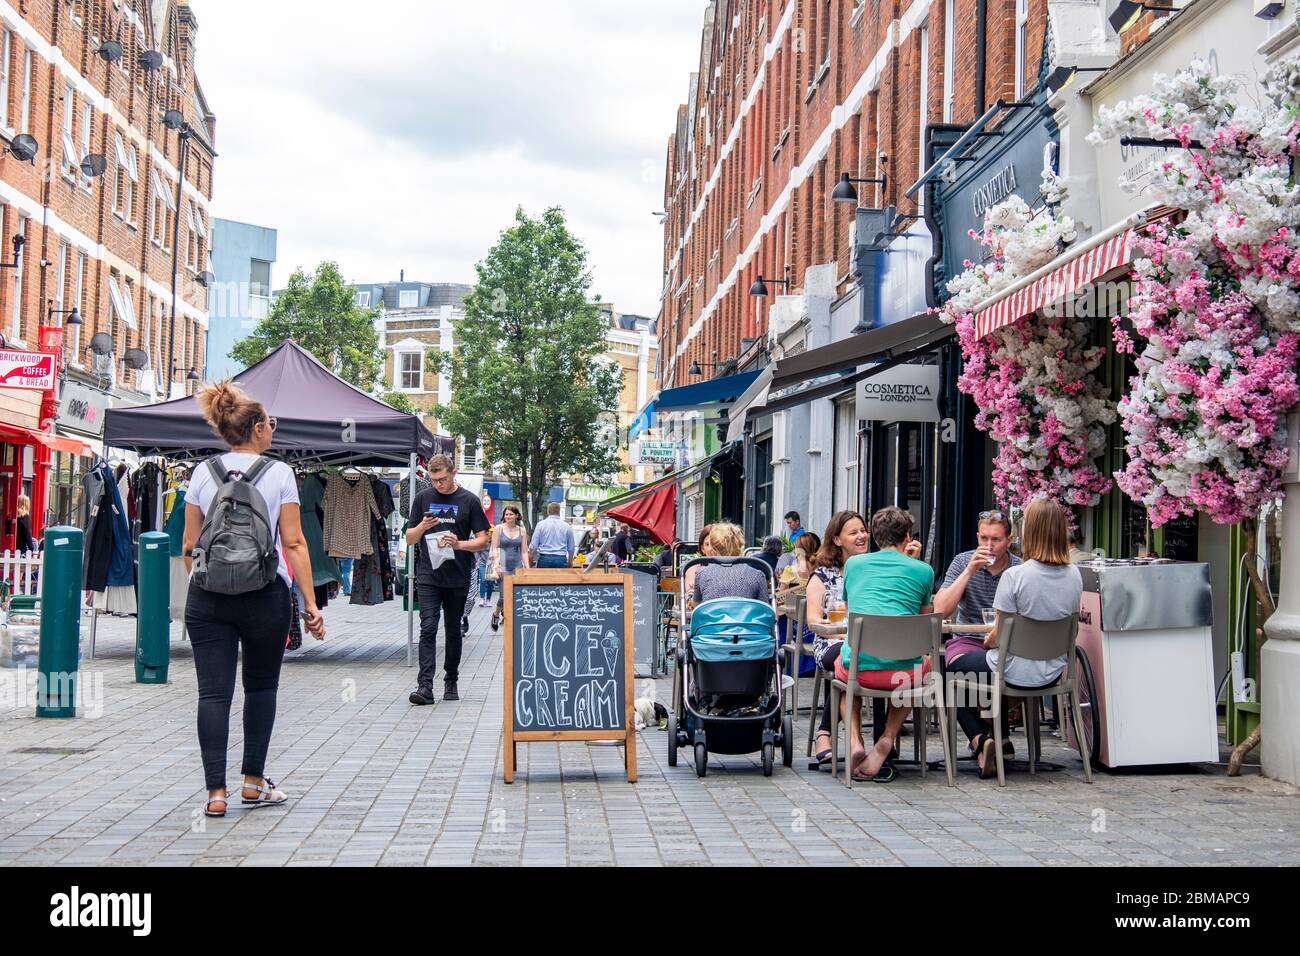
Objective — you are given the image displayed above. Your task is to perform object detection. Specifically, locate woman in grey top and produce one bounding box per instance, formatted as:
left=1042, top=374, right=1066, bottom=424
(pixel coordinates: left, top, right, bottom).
left=690, top=523, right=771, bottom=605
left=490, top=506, right=530, bottom=631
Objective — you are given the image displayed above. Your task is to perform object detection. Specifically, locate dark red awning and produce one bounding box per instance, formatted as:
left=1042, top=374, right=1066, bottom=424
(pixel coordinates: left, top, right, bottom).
left=605, top=483, right=676, bottom=545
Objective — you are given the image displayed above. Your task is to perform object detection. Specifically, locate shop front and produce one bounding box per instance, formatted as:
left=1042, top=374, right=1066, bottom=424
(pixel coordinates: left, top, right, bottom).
left=49, top=377, right=112, bottom=530
left=630, top=370, right=759, bottom=542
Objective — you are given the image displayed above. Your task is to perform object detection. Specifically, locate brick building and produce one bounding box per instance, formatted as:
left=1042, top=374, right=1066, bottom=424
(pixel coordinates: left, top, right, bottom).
left=0, top=0, right=214, bottom=545
left=347, top=278, right=472, bottom=468
left=659, top=0, right=1050, bottom=390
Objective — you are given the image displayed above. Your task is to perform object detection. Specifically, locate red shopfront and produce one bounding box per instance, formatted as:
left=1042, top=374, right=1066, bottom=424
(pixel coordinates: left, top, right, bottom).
left=0, top=342, right=94, bottom=551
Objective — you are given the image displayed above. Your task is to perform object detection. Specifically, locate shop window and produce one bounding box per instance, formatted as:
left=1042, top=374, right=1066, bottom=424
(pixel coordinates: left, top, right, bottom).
left=753, top=438, right=773, bottom=539
left=833, top=399, right=859, bottom=513
left=397, top=351, right=422, bottom=391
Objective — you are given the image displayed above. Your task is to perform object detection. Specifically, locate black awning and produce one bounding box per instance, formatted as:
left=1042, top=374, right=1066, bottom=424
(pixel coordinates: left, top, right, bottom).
left=769, top=311, right=953, bottom=393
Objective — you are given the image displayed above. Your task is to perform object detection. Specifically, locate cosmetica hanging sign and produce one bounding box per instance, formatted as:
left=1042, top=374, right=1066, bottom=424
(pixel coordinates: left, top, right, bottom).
left=856, top=365, right=940, bottom=423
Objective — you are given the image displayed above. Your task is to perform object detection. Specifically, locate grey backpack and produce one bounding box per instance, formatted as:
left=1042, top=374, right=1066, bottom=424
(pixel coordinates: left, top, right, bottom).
left=191, top=456, right=280, bottom=595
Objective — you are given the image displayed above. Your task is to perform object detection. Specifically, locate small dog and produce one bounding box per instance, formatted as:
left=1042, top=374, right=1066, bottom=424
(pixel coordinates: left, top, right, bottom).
left=633, top=697, right=670, bottom=730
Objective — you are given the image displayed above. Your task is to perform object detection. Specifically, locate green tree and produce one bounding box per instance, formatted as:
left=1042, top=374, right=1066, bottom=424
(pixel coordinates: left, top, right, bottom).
left=231, top=261, right=385, bottom=392
left=379, top=389, right=415, bottom=414
left=435, top=207, right=620, bottom=527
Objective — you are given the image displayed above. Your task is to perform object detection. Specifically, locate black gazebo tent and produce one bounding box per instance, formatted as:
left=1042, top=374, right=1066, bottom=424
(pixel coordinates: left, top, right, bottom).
left=103, top=339, right=453, bottom=465
left=103, top=339, right=455, bottom=665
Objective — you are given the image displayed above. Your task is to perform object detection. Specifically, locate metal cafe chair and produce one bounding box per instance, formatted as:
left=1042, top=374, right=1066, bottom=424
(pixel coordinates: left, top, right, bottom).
left=829, top=612, right=954, bottom=788
left=945, top=611, right=1093, bottom=787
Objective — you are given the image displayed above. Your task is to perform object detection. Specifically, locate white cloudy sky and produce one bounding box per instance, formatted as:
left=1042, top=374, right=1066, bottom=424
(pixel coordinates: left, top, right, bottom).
left=197, top=0, right=706, bottom=318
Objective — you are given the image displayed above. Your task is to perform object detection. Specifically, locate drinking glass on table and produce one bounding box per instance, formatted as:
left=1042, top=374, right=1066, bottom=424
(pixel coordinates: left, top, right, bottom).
left=828, top=600, right=847, bottom=625
left=982, top=608, right=997, bottom=626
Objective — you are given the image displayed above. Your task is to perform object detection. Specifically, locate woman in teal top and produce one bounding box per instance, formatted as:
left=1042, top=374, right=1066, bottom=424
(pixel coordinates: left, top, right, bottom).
left=837, top=506, right=935, bottom=782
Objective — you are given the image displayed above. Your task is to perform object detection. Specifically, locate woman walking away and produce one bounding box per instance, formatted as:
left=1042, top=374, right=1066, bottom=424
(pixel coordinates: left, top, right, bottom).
left=14, top=494, right=36, bottom=553
left=184, top=381, right=325, bottom=819
left=490, top=506, right=530, bottom=630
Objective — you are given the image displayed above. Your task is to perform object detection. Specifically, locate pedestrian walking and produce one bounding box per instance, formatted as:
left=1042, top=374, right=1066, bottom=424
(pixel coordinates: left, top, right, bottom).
left=404, top=454, right=490, bottom=705
left=13, top=494, right=36, bottom=553
left=477, top=548, right=495, bottom=606
left=528, top=502, right=575, bottom=568
left=490, top=505, right=529, bottom=630
left=183, top=381, right=325, bottom=819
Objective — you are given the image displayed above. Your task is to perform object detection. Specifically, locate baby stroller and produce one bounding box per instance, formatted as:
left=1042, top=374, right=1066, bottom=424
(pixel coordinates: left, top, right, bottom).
left=668, top=556, right=793, bottom=777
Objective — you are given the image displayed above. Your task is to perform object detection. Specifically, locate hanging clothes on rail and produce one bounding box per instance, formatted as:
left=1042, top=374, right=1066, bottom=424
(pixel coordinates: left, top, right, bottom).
left=322, top=473, right=382, bottom=558
left=347, top=476, right=393, bottom=607
left=372, top=477, right=395, bottom=601
left=164, top=485, right=189, bottom=621
left=395, top=471, right=431, bottom=520
left=83, top=461, right=136, bottom=614
left=298, top=472, right=342, bottom=589
left=131, top=462, right=166, bottom=535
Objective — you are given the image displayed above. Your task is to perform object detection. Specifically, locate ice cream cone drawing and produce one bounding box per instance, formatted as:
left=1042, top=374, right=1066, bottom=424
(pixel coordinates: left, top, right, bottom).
left=600, top=630, right=620, bottom=676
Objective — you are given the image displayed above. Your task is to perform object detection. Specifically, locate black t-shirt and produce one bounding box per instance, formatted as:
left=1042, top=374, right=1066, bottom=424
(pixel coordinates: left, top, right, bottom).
left=405, top=485, right=490, bottom=589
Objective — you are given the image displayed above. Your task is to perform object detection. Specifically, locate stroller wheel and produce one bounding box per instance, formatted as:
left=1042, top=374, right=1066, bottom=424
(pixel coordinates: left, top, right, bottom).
left=694, top=743, right=708, bottom=778
left=781, top=715, right=794, bottom=768
left=667, top=714, right=678, bottom=767
left=762, top=742, right=774, bottom=777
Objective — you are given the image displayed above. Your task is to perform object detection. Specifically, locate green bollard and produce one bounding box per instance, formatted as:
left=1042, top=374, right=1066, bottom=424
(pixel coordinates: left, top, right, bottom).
left=135, top=531, right=171, bottom=684
left=36, top=526, right=83, bottom=718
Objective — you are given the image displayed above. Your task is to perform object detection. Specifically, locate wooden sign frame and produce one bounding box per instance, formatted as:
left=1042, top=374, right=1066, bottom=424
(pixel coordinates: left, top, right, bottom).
left=503, top=569, right=637, bottom=783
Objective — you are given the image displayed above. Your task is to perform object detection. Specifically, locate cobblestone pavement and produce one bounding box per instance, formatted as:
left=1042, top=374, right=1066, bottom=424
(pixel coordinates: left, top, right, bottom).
left=2, top=598, right=1298, bottom=867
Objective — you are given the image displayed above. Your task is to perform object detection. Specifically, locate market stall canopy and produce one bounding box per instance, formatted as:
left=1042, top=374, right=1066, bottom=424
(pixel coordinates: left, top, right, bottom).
left=103, top=339, right=454, bottom=466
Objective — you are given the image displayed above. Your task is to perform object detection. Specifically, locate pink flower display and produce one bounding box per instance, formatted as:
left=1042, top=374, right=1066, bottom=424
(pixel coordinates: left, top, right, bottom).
left=942, top=194, right=1115, bottom=515
left=1091, top=57, right=1300, bottom=526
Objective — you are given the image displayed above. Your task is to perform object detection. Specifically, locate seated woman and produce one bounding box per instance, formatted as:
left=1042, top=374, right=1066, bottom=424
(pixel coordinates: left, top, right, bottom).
left=839, top=506, right=935, bottom=783
left=757, top=535, right=783, bottom=574
left=807, top=513, right=869, bottom=764
left=681, top=523, right=715, bottom=604
left=779, top=531, right=821, bottom=590
left=950, top=497, right=1083, bottom=778
left=691, top=523, right=771, bottom=604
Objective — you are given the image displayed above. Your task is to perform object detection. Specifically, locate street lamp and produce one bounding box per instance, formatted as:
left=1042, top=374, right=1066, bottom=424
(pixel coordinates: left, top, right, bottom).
left=161, top=109, right=217, bottom=400
left=1108, top=0, right=1174, bottom=33
left=749, top=274, right=791, bottom=297
left=688, top=352, right=727, bottom=377
left=831, top=161, right=889, bottom=204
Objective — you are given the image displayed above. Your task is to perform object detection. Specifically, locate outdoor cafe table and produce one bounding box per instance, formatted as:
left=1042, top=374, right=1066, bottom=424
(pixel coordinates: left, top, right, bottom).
left=803, top=620, right=996, bottom=771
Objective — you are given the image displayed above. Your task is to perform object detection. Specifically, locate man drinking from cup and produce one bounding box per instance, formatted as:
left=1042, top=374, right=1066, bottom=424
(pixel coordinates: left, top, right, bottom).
left=934, top=510, right=1020, bottom=765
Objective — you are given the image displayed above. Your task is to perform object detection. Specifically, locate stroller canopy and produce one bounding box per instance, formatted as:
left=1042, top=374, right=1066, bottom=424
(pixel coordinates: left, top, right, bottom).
left=690, top=598, right=777, bottom=662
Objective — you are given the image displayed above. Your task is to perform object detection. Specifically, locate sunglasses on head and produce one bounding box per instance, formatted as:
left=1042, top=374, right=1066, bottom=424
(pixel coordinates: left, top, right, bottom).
left=979, top=510, right=1006, bottom=521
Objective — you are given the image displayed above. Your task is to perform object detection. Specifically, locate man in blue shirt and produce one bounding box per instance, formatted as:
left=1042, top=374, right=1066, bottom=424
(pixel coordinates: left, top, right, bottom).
left=784, top=511, right=805, bottom=543
left=529, top=502, right=575, bottom=568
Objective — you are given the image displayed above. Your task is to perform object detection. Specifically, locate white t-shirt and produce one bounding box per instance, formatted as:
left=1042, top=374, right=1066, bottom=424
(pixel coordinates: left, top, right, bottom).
left=989, top=560, right=1083, bottom=688
left=187, top=453, right=300, bottom=586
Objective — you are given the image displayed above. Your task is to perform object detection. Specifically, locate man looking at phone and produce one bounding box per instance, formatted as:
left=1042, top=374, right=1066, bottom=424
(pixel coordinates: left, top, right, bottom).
left=404, top=454, right=490, bottom=705
left=934, top=510, right=1019, bottom=648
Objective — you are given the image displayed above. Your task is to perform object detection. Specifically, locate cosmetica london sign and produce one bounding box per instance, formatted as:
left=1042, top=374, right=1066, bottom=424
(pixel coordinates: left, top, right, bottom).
left=856, top=364, right=940, bottom=423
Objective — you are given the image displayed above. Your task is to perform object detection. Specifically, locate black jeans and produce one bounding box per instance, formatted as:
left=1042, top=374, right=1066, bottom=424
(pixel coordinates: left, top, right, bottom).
left=943, top=650, right=1010, bottom=745
left=417, top=579, right=468, bottom=688
left=185, top=578, right=291, bottom=790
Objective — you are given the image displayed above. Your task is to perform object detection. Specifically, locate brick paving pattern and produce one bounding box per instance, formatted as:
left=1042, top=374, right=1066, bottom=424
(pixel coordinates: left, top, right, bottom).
left=2, top=599, right=1298, bottom=866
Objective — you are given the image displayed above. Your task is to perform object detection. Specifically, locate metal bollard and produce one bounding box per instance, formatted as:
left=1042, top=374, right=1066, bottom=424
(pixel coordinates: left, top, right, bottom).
left=135, top=531, right=171, bottom=684
left=36, top=526, right=83, bottom=718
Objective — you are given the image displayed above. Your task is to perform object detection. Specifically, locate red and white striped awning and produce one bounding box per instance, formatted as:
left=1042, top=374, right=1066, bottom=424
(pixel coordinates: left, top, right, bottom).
left=973, top=228, right=1137, bottom=339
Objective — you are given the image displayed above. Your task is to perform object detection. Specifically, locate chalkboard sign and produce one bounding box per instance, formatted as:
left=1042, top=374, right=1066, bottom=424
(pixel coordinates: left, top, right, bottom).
left=503, top=570, right=636, bottom=783
left=621, top=564, right=658, bottom=678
